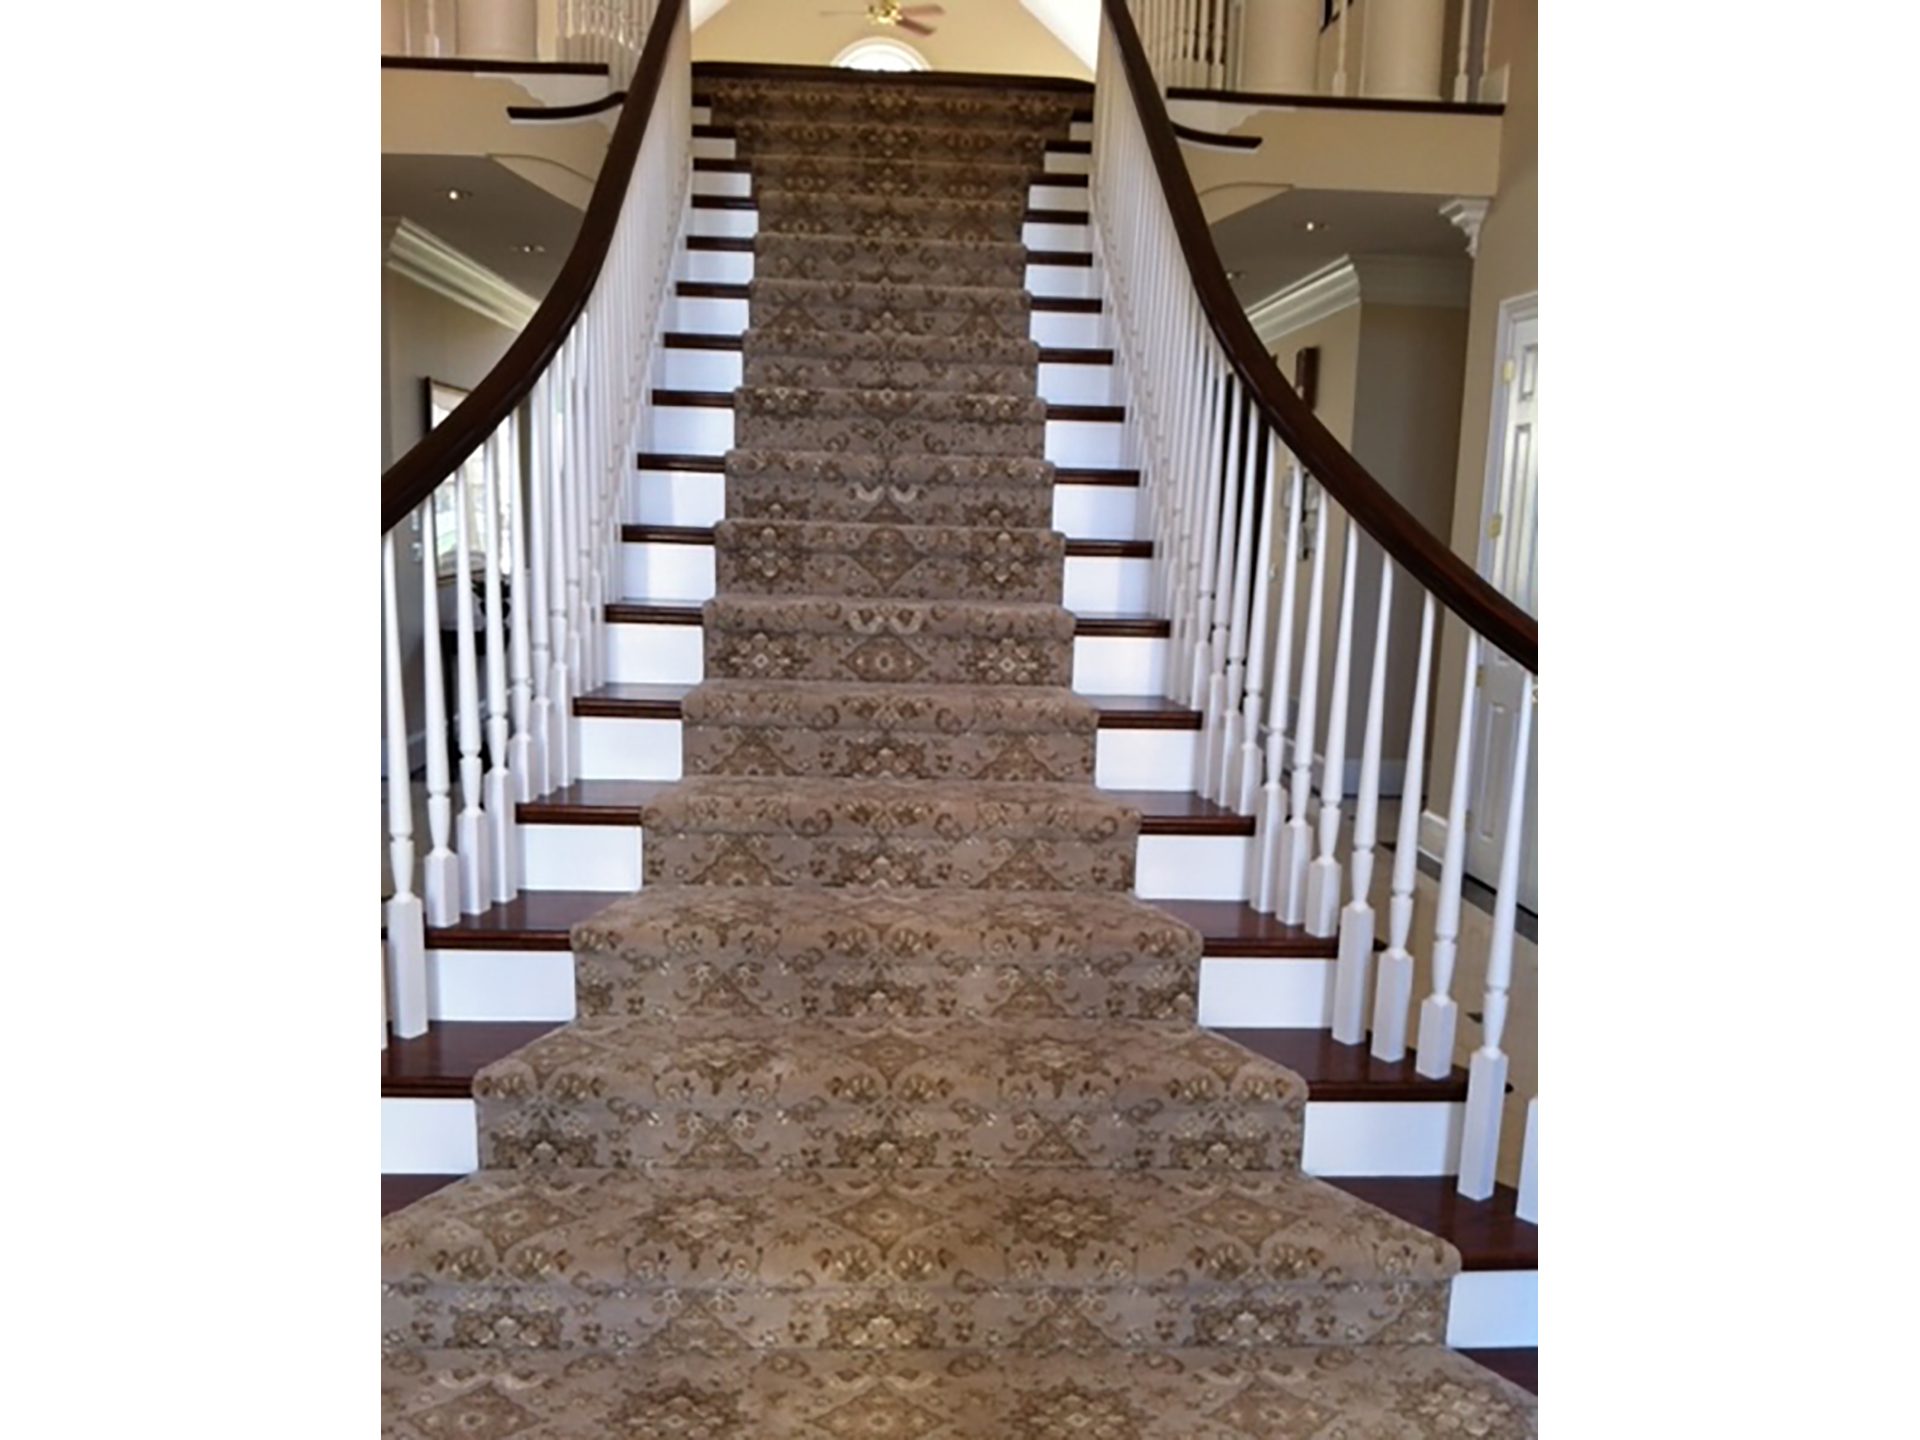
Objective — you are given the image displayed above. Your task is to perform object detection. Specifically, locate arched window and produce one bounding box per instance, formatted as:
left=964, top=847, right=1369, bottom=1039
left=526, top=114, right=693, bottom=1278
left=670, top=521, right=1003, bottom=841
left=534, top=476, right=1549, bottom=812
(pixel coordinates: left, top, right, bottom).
left=832, top=37, right=930, bottom=72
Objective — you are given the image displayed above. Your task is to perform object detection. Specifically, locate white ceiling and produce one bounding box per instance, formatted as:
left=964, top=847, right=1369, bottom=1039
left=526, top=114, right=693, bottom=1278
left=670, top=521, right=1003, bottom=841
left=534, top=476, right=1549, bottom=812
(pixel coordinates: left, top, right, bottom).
left=381, top=154, right=584, bottom=297
left=1210, top=188, right=1472, bottom=308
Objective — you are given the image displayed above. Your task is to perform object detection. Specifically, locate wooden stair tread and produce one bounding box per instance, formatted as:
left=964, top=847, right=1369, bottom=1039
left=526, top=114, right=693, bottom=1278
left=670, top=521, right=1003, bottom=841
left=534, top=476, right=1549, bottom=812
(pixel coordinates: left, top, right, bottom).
left=1151, top=900, right=1339, bottom=956
left=1085, top=695, right=1202, bottom=730
left=383, top=1174, right=464, bottom=1215
left=1210, top=1028, right=1471, bottom=1101
left=1075, top=613, right=1170, bottom=637
left=381, top=1021, right=561, bottom=1097
left=605, top=600, right=704, bottom=624
left=1112, top=789, right=1254, bottom=836
left=516, top=780, right=675, bottom=825
left=573, top=682, right=697, bottom=719
left=1325, top=1177, right=1537, bottom=1271
left=1458, top=1350, right=1537, bottom=1395
left=617, top=524, right=1143, bottom=559
left=425, top=890, right=619, bottom=951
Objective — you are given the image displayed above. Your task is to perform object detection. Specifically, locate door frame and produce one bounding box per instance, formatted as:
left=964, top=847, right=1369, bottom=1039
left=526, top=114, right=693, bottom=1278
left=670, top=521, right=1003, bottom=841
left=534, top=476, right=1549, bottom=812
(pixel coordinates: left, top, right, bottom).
left=1474, top=290, right=1539, bottom=589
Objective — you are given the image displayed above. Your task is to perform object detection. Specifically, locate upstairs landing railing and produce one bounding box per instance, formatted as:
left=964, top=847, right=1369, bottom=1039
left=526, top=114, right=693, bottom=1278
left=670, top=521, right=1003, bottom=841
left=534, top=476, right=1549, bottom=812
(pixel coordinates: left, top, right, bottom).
left=380, top=0, right=688, bottom=1041
left=1099, top=0, right=1537, bottom=1208
left=386, top=0, right=655, bottom=83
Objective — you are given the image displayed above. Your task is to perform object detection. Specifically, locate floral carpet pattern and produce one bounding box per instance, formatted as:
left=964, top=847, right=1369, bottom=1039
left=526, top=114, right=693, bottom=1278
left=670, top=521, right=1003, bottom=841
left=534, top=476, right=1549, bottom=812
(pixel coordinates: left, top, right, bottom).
left=382, top=72, right=1537, bottom=1436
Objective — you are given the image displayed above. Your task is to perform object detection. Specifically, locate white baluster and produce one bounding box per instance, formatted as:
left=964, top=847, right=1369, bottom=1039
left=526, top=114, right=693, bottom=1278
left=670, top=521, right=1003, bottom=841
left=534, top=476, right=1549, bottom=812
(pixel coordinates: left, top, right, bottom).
left=452, top=459, right=494, bottom=913
left=1305, top=517, right=1358, bottom=935
left=1333, top=0, right=1352, bottom=94
left=1479, top=0, right=1499, bottom=101
left=480, top=430, right=520, bottom=902
left=507, top=412, right=535, bottom=804
left=1415, top=631, right=1480, bottom=1078
left=1197, top=377, right=1243, bottom=796
left=1214, top=403, right=1259, bottom=806
left=1251, top=459, right=1303, bottom=912
left=1458, top=667, right=1534, bottom=1199
left=418, top=501, right=458, bottom=927
left=1332, top=554, right=1393, bottom=1042
left=527, top=374, right=554, bottom=797
left=1234, top=429, right=1278, bottom=816
left=1371, top=592, right=1436, bottom=1062
left=1278, top=483, right=1329, bottom=924
left=1516, top=1096, right=1538, bottom=1223
left=382, top=532, right=428, bottom=1038
left=550, top=342, right=578, bottom=789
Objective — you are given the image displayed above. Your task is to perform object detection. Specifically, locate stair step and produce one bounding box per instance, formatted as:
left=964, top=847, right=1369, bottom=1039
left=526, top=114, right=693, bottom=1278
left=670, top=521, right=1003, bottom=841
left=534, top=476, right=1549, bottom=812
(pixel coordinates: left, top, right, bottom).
left=425, top=889, right=619, bottom=951
left=516, top=779, right=675, bottom=827
left=570, top=681, right=1188, bottom=731
left=1324, top=1176, right=1538, bottom=1272
left=622, top=520, right=1146, bottom=561
left=381, top=1346, right=1536, bottom=1430
left=1213, top=1028, right=1472, bottom=1102
left=1153, top=900, right=1339, bottom=956
left=382, top=1021, right=560, bottom=1098
left=1460, top=1347, right=1540, bottom=1395
left=382, top=1166, right=1456, bottom=1351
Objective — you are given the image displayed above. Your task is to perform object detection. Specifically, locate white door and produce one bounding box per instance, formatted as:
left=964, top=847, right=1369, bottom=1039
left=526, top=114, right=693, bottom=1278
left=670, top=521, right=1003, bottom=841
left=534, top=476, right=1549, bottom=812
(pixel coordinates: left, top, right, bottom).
left=1466, top=297, right=1538, bottom=912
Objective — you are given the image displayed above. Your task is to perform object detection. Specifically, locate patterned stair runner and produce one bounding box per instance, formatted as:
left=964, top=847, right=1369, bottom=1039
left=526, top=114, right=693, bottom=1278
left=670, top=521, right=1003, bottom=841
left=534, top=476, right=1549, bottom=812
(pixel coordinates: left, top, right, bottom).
left=382, top=73, right=1537, bottom=1437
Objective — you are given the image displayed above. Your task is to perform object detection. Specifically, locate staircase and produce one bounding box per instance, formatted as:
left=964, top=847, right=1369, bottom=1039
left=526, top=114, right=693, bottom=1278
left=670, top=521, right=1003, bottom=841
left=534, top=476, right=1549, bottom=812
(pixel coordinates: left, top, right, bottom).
left=380, top=3, right=1539, bottom=1431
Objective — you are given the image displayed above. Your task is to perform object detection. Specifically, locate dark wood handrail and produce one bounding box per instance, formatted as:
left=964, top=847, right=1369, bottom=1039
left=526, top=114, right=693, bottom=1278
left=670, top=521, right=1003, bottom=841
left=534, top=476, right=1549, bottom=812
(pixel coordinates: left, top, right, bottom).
left=381, top=0, right=683, bottom=534
left=1102, top=0, right=1536, bottom=672
left=506, top=92, right=627, bottom=122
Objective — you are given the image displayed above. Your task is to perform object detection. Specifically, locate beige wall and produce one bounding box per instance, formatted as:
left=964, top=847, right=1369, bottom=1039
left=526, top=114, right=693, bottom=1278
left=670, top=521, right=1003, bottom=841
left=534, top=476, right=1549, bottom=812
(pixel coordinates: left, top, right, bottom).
left=692, top=0, right=1091, bottom=79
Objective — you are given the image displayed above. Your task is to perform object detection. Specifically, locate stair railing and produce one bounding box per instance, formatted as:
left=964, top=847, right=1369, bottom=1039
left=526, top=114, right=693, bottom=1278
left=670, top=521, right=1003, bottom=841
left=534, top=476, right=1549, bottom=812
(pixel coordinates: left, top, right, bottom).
left=1098, top=0, right=1537, bottom=1200
left=1132, top=0, right=1247, bottom=90
left=380, top=0, right=689, bottom=1043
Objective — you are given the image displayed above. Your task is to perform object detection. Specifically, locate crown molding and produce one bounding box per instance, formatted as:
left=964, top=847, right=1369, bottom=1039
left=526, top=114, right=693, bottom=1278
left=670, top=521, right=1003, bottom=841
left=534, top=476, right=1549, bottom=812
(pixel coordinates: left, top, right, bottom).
left=384, top=218, right=537, bottom=330
left=1245, top=254, right=1471, bottom=345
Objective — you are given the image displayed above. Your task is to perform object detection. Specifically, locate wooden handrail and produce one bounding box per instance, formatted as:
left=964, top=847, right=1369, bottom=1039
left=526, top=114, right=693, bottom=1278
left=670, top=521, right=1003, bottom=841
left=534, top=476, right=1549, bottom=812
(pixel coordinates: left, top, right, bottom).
left=1102, top=0, right=1536, bottom=672
left=381, top=0, right=682, bottom=534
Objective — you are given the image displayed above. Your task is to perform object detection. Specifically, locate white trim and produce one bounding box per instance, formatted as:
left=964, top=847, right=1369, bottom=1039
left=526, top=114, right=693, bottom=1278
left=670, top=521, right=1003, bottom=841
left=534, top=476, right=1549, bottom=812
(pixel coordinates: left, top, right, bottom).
left=1474, top=291, right=1539, bottom=580
left=1246, top=255, right=1472, bottom=346
left=1440, top=198, right=1491, bottom=258
left=385, top=218, right=539, bottom=330
left=831, top=36, right=930, bottom=72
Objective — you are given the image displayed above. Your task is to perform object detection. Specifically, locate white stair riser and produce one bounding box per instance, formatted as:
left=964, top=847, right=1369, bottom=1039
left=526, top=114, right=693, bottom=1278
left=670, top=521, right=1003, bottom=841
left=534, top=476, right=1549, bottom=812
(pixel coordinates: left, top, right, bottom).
left=1031, top=310, right=1103, bottom=348
left=692, top=105, right=712, bottom=126
left=631, top=475, right=1141, bottom=539
left=379, top=1099, right=1463, bottom=1183
left=692, top=169, right=752, bottom=198
left=658, top=349, right=1115, bottom=405
left=682, top=249, right=752, bottom=284
left=1446, top=1271, right=1539, bottom=1349
left=1072, top=634, right=1166, bottom=694
left=1135, top=833, right=1248, bottom=901
left=1053, top=484, right=1141, bottom=541
left=422, top=944, right=1329, bottom=1030
left=691, top=135, right=736, bottom=161
left=577, top=715, right=684, bottom=780
left=1302, top=1102, right=1465, bottom=1177
left=1030, top=183, right=1087, bottom=212
left=690, top=207, right=757, bottom=239
left=521, top=823, right=644, bottom=893
left=573, top=717, right=1196, bottom=788
left=1094, top=728, right=1198, bottom=791
left=1024, top=220, right=1089, bottom=250
left=428, top=949, right=578, bottom=1022
left=605, top=622, right=704, bottom=686
left=1044, top=148, right=1091, bottom=175
left=673, top=294, right=749, bottom=334
left=1070, top=120, right=1092, bottom=142
left=641, top=405, right=1122, bottom=469
left=1029, top=264, right=1095, bottom=299
left=1196, top=959, right=1334, bottom=1029
left=619, top=541, right=1144, bottom=613
left=1063, top=553, right=1151, bottom=612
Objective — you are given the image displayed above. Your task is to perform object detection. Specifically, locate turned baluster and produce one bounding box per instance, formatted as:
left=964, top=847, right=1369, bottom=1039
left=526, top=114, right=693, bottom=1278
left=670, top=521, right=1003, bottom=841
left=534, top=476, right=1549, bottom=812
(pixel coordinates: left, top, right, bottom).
left=418, top=500, right=458, bottom=927
left=1331, top=554, right=1394, bottom=1042
left=1250, top=459, right=1303, bottom=912
left=1371, top=592, right=1436, bottom=1062
left=1415, top=631, right=1481, bottom=1078
left=480, top=431, right=520, bottom=902
left=1305, top=518, right=1359, bottom=935
left=452, top=458, right=493, bottom=913
left=382, top=531, right=428, bottom=1038
left=1277, top=483, right=1329, bottom=923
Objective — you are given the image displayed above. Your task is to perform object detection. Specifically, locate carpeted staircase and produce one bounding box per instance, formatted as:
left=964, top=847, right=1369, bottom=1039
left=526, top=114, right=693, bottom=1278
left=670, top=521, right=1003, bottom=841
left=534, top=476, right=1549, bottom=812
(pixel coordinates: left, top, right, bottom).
left=382, top=74, right=1538, bottom=1436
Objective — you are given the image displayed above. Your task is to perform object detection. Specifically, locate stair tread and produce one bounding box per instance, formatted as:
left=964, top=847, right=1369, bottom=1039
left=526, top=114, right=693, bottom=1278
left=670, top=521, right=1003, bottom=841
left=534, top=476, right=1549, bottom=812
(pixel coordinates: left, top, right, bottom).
left=382, top=1021, right=562, bottom=1097
left=516, top=780, right=675, bottom=825
left=1211, top=1028, right=1472, bottom=1101
left=381, top=1345, right=1538, bottom=1433
left=1152, top=900, right=1339, bottom=957
left=1325, top=1177, right=1538, bottom=1271
left=425, top=890, right=620, bottom=950
left=382, top=1165, right=1459, bottom=1290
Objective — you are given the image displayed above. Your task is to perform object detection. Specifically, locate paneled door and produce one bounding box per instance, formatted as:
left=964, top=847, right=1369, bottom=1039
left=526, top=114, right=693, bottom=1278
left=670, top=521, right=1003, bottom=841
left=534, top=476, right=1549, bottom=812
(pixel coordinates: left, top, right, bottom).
left=1467, top=295, right=1538, bottom=912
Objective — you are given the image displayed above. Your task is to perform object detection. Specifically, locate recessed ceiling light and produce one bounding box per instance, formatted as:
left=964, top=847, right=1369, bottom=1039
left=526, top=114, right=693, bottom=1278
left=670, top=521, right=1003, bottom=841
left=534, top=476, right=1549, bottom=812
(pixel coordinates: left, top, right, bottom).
left=513, top=242, right=546, bottom=255
left=1226, top=269, right=1245, bottom=281
left=445, top=188, right=470, bottom=201
left=1301, top=219, right=1325, bottom=232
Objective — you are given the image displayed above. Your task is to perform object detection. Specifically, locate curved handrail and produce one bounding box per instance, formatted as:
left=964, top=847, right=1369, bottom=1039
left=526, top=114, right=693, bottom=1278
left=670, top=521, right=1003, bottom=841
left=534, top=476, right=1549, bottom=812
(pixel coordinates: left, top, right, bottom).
left=506, top=92, right=628, bottom=122
left=381, top=0, right=682, bottom=534
left=1102, top=0, right=1536, bottom=672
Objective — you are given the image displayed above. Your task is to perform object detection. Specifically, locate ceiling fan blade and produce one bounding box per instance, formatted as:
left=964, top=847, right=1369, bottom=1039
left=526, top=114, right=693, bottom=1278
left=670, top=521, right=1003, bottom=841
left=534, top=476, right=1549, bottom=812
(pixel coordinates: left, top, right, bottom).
left=897, top=17, right=936, bottom=35
left=899, top=4, right=946, bottom=14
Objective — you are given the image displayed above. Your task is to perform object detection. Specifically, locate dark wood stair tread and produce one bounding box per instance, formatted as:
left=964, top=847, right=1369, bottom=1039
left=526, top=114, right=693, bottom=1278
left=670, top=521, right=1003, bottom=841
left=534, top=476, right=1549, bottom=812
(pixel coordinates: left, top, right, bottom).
left=1325, top=1177, right=1537, bottom=1271
left=573, top=682, right=696, bottom=719
left=1211, top=1028, right=1470, bottom=1101
left=516, top=780, right=674, bottom=826
left=1111, top=788, right=1254, bottom=836
left=635, top=452, right=724, bottom=472
left=1152, top=900, right=1339, bottom=957
left=1086, top=694, right=1201, bottom=730
left=1055, top=467, right=1140, bottom=486
left=605, top=601, right=704, bottom=624
left=1075, top=613, right=1171, bottom=637
left=382, top=1021, right=560, bottom=1098
left=425, top=889, right=618, bottom=951
left=383, top=1174, right=464, bottom=1215
left=1458, top=1349, right=1537, bottom=1395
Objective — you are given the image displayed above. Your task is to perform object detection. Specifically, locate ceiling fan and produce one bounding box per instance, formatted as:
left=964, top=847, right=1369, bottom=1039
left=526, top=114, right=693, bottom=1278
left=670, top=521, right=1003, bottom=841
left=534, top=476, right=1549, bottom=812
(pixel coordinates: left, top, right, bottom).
left=820, top=2, right=944, bottom=37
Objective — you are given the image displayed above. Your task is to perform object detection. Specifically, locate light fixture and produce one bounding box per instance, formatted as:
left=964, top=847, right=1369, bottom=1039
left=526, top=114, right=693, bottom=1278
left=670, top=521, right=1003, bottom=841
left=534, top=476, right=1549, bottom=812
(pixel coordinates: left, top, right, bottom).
left=513, top=242, right=546, bottom=255
left=1301, top=219, right=1325, bottom=232
left=1226, top=269, right=1245, bottom=281
left=445, top=188, right=470, bottom=201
